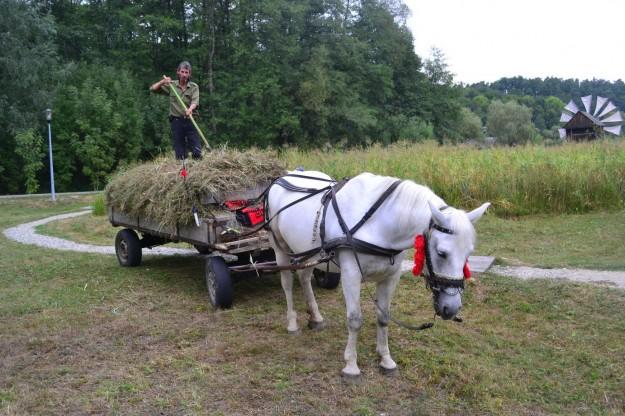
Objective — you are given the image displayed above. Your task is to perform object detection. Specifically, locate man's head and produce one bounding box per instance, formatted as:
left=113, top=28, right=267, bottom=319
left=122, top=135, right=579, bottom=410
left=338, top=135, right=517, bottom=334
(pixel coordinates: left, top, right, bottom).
left=176, top=61, right=192, bottom=82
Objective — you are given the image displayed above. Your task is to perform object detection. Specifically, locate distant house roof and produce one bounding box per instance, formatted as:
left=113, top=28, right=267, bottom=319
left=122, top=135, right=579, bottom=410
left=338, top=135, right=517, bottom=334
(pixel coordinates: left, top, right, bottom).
left=563, top=111, right=603, bottom=130
left=580, top=111, right=603, bottom=125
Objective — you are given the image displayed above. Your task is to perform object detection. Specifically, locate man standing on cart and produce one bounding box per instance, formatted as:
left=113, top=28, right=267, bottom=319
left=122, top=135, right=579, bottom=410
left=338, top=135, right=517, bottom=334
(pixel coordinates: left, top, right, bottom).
left=150, top=61, right=202, bottom=160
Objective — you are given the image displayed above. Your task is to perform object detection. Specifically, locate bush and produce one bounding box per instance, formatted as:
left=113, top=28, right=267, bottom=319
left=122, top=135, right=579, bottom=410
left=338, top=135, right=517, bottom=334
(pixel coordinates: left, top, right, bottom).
left=14, top=129, right=45, bottom=194
left=92, top=193, right=106, bottom=216
left=457, top=107, right=484, bottom=141
left=399, top=117, right=434, bottom=141
left=486, top=100, right=538, bottom=146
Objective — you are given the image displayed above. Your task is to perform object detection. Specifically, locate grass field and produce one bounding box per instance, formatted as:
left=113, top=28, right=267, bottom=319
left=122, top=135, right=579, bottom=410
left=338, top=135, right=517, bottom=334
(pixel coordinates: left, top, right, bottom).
left=282, top=140, right=625, bottom=217
left=1, top=196, right=625, bottom=415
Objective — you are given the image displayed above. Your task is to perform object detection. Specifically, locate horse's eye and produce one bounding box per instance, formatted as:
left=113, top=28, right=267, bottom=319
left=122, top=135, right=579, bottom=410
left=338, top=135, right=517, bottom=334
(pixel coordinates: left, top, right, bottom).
left=437, top=250, right=447, bottom=259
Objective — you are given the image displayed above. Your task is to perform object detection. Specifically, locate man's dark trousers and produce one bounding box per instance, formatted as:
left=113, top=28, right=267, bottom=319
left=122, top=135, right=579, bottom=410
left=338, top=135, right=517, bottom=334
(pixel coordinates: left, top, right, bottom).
left=170, top=116, right=202, bottom=160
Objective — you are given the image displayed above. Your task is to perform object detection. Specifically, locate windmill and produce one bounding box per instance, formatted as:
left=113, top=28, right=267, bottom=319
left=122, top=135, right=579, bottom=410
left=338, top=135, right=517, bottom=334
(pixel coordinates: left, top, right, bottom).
left=559, top=95, right=623, bottom=140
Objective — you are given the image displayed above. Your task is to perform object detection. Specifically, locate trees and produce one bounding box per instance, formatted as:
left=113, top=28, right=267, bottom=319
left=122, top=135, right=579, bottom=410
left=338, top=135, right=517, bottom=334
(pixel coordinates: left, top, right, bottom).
left=14, top=129, right=45, bottom=194
left=457, top=108, right=484, bottom=141
left=486, top=100, right=537, bottom=146
left=0, top=0, right=59, bottom=193
left=420, top=48, right=462, bottom=142
left=9, top=0, right=582, bottom=193
left=53, top=65, right=144, bottom=189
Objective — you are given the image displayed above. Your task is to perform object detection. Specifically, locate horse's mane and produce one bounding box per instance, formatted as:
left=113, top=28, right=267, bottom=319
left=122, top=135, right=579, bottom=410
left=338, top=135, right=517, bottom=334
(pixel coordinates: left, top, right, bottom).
left=394, top=178, right=476, bottom=250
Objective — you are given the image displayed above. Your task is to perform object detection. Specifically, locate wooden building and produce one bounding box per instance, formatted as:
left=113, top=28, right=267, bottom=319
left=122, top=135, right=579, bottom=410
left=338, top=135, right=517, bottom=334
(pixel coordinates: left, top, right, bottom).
left=561, top=111, right=604, bottom=141
left=559, top=96, right=623, bottom=140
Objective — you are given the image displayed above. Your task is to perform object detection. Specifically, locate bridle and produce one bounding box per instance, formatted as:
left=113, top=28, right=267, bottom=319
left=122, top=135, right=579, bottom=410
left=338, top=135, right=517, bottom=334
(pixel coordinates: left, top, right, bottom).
left=423, top=214, right=466, bottom=294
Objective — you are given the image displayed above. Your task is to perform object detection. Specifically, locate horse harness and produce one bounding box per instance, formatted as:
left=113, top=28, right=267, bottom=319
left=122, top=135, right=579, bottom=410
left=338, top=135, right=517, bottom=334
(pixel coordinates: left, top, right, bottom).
left=267, top=174, right=404, bottom=272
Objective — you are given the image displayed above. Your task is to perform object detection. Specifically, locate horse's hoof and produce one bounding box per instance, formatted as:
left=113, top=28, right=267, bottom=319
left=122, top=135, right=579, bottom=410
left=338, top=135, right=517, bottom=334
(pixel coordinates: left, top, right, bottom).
left=287, top=329, right=301, bottom=335
left=379, top=365, right=399, bottom=377
left=340, top=370, right=363, bottom=384
left=308, top=320, right=326, bottom=331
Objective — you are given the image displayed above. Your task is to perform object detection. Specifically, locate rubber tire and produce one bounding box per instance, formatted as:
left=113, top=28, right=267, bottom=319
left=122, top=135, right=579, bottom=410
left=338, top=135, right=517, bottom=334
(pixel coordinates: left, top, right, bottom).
left=205, top=256, right=233, bottom=309
left=194, top=244, right=210, bottom=254
left=313, top=268, right=341, bottom=289
left=115, top=229, right=142, bottom=267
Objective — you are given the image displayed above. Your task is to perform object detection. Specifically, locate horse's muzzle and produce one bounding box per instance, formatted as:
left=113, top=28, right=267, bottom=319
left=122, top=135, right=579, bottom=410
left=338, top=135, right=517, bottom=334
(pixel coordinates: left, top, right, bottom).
left=433, top=287, right=463, bottom=320
left=437, top=305, right=459, bottom=320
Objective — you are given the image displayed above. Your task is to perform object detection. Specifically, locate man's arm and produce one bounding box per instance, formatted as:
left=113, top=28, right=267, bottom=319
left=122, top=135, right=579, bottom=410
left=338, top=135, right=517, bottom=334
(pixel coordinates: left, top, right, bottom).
left=149, top=76, right=172, bottom=94
left=185, top=84, right=200, bottom=117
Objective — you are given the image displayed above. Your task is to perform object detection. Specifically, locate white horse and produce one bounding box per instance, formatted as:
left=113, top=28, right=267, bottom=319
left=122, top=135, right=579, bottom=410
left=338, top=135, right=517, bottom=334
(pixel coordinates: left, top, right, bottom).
left=266, top=170, right=490, bottom=378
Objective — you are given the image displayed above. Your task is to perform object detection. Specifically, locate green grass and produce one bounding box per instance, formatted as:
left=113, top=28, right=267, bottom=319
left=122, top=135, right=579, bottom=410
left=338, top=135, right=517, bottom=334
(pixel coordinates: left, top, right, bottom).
left=1, top=197, right=624, bottom=415
left=281, top=140, right=625, bottom=216
left=474, top=210, right=625, bottom=269
left=92, top=193, right=106, bottom=216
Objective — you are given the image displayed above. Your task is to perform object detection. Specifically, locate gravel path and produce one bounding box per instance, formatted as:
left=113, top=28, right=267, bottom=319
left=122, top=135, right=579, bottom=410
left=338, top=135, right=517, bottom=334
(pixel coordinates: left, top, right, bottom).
left=3, top=210, right=625, bottom=289
left=2, top=209, right=195, bottom=256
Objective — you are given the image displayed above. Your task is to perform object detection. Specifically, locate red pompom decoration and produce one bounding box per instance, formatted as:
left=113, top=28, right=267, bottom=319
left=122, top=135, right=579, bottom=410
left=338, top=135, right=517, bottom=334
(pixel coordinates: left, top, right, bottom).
left=412, top=235, right=426, bottom=276
left=463, top=261, right=471, bottom=280
left=180, top=167, right=188, bottom=178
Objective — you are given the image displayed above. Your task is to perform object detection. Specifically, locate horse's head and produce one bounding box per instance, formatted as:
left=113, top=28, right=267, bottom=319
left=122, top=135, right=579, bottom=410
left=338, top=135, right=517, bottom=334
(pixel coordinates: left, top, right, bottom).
left=426, top=201, right=490, bottom=320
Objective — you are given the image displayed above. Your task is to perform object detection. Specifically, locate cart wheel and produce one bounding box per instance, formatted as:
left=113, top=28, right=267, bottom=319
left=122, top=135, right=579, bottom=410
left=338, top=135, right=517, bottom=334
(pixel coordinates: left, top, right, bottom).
left=194, top=244, right=210, bottom=254
left=115, top=229, right=142, bottom=267
left=205, top=256, right=233, bottom=309
left=313, top=268, right=341, bottom=289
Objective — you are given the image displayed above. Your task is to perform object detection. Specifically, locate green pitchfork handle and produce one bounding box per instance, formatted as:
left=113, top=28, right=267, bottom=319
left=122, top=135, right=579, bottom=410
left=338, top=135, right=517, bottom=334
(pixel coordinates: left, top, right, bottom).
left=164, top=75, right=211, bottom=150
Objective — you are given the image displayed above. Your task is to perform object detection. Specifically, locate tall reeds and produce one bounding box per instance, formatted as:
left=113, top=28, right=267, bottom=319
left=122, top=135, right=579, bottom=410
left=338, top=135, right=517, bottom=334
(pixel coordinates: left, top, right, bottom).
left=281, top=140, right=625, bottom=216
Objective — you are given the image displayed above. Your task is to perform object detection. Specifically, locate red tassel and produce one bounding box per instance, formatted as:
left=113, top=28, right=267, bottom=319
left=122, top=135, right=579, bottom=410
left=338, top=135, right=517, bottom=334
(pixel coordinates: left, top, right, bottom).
left=463, top=261, right=471, bottom=280
left=412, top=235, right=425, bottom=276
left=180, top=167, right=188, bottom=178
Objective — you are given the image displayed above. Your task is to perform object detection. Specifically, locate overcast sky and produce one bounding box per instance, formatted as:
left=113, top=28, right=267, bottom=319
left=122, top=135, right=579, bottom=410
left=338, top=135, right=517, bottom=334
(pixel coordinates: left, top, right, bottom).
left=404, top=0, right=625, bottom=85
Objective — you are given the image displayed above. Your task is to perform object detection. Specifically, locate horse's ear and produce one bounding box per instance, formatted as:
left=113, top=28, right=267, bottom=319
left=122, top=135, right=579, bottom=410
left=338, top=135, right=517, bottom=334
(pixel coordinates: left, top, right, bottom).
left=428, top=200, right=448, bottom=226
left=466, top=202, right=491, bottom=224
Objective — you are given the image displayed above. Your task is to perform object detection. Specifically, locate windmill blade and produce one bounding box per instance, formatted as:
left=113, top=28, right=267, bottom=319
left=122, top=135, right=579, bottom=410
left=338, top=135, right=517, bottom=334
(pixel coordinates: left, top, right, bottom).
left=581, top=95, right=592, bottom=113
left=601, top=111, right=623, bottom=123
left=603, top=125, right=622, bottom=135
left=598, top=101, right=617, bottom=118
left=564, top=100, right=579, bottom=114
left=558, top=128, right=567, bottom=139
left=560, top=112, right=573, bottom=123
left=593, top=96, right=608, bottom=116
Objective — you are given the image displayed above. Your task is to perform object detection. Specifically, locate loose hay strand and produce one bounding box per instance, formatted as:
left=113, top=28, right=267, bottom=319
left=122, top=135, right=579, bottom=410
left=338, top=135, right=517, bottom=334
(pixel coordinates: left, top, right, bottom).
left=105, top=147, right=286, bottom=229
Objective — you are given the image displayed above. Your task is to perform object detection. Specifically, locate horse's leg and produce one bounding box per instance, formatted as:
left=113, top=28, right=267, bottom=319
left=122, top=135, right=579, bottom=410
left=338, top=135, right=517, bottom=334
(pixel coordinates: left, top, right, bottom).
left=375, top=271, right=401, bottom=374
left=270, top=234, right=299, bottom=334
left=297, top=268, right=325, bottom=330
left=340, top=263, right=363, bottom=377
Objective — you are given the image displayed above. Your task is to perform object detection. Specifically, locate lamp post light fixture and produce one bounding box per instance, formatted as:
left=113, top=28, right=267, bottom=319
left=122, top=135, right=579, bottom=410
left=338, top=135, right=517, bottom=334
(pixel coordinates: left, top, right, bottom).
left=45, top=108, right=56, bottom=201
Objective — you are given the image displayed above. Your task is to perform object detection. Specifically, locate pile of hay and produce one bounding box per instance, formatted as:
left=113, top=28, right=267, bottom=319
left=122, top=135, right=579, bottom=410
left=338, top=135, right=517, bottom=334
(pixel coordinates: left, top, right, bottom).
left=105, top=148, right=286, bottom=228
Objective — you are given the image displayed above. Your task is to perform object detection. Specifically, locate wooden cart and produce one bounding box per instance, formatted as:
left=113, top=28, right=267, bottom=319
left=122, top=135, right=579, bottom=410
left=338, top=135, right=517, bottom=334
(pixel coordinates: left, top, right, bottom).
left=108, top=184, right=339, bottom=308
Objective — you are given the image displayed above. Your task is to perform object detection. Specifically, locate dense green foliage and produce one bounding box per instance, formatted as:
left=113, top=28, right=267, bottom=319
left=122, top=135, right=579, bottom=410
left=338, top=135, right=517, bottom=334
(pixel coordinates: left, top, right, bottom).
left=0, top=0, right=59, bottom=193
left=486, top=100, right=537, bottom=145
left=14, top=129, right=45, bottom=193
left=465, top=77, right=625, bottom=138
left=1, top=0, right=624, bottom=195
left=283, top=140, right=625, bottom=216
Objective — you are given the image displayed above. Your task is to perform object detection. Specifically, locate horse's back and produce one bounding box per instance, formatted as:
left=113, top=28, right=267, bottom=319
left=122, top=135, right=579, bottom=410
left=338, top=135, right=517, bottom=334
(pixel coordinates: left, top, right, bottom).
left=267, top=170, right=334, bottom=254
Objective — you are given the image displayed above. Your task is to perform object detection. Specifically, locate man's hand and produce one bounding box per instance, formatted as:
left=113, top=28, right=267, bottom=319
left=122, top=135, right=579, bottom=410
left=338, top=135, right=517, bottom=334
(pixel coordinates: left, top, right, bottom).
left=185, top=105, right=196, bottom=118
left=150, top=76, right=172, bottom=92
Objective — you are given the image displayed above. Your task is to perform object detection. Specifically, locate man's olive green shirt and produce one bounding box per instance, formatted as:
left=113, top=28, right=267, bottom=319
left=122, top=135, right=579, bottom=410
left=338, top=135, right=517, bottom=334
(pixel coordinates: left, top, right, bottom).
left=152, top=80, right=199, bottom=118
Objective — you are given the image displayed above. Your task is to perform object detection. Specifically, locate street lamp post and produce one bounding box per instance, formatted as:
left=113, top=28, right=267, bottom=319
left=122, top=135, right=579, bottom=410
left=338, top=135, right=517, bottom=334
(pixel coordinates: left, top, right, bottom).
left=45, top=108, right=56, bottom=201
